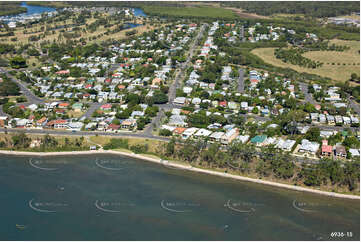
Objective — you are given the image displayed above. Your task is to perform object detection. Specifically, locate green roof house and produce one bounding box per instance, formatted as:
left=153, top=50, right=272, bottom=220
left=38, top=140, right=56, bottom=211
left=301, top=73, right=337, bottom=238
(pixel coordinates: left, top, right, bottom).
left=250, top=135, right=267, bottom=146
left=72, top=103, right=83, bottom=111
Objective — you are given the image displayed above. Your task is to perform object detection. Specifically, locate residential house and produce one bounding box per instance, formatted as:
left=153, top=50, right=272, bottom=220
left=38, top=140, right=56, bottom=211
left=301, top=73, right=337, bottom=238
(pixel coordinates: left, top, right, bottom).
left=121, top=119, right=137, bottom=129
left=36, top=117, right=47, bottom=127
left=321, top=140, right=333, bottom=157
left=101, top=104, right=112, bottom=111
left=349, top=149, right=360, bottom=157
left=194, top=128, right=212, bottom=139
left=221, top=128, right=239, bottom=145
left=250, top=135, right=267, bottom=146
left=67, top=122, right=83, bottom=131
left=326, top=115, right=335, bottom=125
left=46, top=119, right=68, bottom=129
left=236, top=135, right=250, bottom=144
left=168, top=114, right=187, bottom=127
left=107, top=123, right=120, bottom=132
left=209, top=132, right=225, bottom=142
left=275, top=139, right=296, bottom=151
left=72, top=103, right=83, bottom=112
left=182, top=127, right=199, bottom=140
left=298, top=139, right=320, bottom=155
left=335, top=145, right=347, bottom=158
left=173, top=127, right=187, bottom=136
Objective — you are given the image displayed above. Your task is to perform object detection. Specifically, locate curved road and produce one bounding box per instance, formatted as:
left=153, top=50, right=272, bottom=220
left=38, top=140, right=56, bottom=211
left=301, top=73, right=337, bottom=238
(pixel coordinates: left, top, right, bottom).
left=0, top=67, right=44, bottom=104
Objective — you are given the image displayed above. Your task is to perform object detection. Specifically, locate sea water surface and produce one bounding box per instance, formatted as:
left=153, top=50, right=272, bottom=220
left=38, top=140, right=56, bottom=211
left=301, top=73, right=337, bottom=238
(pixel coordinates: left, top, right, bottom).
left=133, top=8, right=147, bottom=17
left=18, top=2, right=56, bottom=16
left=0, top=154, right=359, bottom=241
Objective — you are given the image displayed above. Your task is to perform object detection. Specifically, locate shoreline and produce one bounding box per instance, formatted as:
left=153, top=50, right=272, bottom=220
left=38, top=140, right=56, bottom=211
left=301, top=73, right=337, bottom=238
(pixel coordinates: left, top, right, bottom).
left=0, top=149, right=359, bottom=200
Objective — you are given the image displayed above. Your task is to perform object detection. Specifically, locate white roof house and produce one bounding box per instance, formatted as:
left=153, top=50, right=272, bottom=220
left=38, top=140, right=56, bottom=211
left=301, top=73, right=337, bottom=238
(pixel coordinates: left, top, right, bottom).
left=194, top=128, right=212, bottom=138
left=320, top=130, right=334, bottom=138
left=236, top=135, right=250, bottom=144
left=161, top=125, right=176, bottom=132
left=209, top=131, right=225, bottom=142
left=241, top=102, right=248, bottom=109
left=183, top=86, right=193, bottom=94
left=27, top=104, right=38, bottom=111
left=349, top=149, right=360, bottom=157
left=264, top=137, right=278, bottom=146
left=67, top=122, right=83, bottom=131
left=192, top=98, right=202, bottom=105
left=351, top=116, right=359, bottom=124
left=299, top=139, right=320, bottom=154
left=182, top=127, right=199, bottom=140
left=275, top=139, right=296, bottom=151
left=221, top=128, right=239, bottom=145
left=173, top=97, right=186, bottom=105
left=168, top=114, right=187, bottom=127
left=343, top=116, right=351, bottom=125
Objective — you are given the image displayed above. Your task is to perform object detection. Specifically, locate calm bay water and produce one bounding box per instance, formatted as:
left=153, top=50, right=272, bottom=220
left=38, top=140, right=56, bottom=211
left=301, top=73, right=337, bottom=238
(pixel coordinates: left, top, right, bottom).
left=0, top=154, right=359, bottom=241
left=19, top=2, right=56, bottom=16
left=133, top=8, right=147, bottom=17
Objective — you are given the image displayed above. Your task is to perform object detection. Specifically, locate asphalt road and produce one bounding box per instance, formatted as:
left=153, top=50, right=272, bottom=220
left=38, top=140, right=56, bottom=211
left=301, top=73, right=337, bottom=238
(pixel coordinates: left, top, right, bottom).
left=237, top=68, right=244, bottom=93
left=0, top=105, right=8, bottom=117
left=347, top=95, right=360, bottom=115
left=168, top=23, right=207, bottom=103
left=0, top=127, right=171, bottom=142
left=80, top=102, right=103, bottom=119
left=0, top=68, right=44, bottom=104
left=298, top=81, right=317, bottom=105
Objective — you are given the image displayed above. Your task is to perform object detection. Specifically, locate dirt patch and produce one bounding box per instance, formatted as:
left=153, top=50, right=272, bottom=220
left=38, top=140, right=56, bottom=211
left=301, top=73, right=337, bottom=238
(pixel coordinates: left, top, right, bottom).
left=225, top=7, right=270, bottom=19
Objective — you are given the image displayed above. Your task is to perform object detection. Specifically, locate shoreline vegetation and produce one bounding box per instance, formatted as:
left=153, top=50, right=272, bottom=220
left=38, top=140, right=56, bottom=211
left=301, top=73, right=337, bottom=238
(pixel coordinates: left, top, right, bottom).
left=0, top=149, right=359, bottom=200
left=0, top=133, right=359, bottom=198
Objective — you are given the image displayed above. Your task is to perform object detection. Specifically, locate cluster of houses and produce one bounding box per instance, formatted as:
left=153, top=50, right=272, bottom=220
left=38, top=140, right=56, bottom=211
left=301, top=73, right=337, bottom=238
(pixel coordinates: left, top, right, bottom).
left=327, top=17, right=360, bottom=27
left=309, top=113, right=359, bottom=126
left=199, top=22, right=219, bottom=58
left=247, top=23, right=282, bottom=42
left=28, top=22, right=199, bottom=105
left=1, top=101, right=148, bottom=132
left=319, top=139, right=359, bottom=159
left=161, top=116, right=359, bottom=159
left=161, top=25, right=360, bottom=160
left=245, top=22, right=318, bottom=42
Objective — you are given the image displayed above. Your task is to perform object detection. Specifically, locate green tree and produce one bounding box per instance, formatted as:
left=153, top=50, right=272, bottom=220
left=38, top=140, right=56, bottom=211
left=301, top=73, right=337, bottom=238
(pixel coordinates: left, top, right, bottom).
left=10, top=56, right=27, bottom=69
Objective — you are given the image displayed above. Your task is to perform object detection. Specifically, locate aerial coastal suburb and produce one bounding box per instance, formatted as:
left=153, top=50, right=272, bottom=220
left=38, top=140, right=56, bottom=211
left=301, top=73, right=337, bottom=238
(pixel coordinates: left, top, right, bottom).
left=0, top=1, right=359, bottom=241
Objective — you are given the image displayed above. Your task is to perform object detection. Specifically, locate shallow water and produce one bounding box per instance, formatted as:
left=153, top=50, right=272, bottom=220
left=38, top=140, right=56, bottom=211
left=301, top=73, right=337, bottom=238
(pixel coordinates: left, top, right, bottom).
left=0, top=154, right=359, bottom=240
left=19, top=2, right=56, bottom=16
left=133, top=8, right=147, bottom=17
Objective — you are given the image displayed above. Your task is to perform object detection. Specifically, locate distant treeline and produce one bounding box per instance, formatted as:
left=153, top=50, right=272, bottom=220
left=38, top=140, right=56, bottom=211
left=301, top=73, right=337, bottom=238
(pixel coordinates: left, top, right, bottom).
left=0, top=2, right=27, bottom=16
left=220, top=1, right=360, bottom=18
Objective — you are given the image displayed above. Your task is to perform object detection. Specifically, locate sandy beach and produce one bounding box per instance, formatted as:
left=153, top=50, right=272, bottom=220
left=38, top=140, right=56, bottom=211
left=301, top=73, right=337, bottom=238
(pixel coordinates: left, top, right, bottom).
left=0, top=149, right=359, bottom=200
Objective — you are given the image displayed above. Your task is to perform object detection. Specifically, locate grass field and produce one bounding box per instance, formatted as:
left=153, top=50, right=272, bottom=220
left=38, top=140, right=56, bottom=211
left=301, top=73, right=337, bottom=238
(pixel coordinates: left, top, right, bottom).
left=67, top=110, right=85, bottom=119
left=0, top=13, right=152, bottom=46
left=337, top=14, right=360, bottom=21
left=89, top=136, right=167, bottom=153
left=142, top=5, right=238, bottom=19
left=251, top=39, right=360, bottom=82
